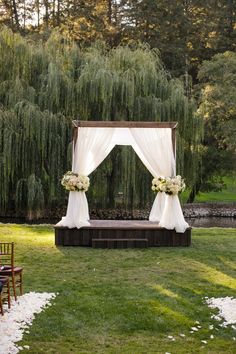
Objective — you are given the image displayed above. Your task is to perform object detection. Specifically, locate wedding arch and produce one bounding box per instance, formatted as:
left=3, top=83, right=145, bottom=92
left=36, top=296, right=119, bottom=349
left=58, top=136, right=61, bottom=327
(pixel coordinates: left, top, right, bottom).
left=56, top=120, right=189, bottom=242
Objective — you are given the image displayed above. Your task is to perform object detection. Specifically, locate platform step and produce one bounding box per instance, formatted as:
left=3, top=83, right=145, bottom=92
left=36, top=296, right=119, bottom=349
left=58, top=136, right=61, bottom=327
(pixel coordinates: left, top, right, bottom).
left=92, top=238, right=148, bottom=249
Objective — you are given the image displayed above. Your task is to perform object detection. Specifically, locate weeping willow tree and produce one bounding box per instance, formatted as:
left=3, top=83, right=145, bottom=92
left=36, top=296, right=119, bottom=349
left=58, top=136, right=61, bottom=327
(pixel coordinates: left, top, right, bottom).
left=77, top=44, right=203, bottom=210
left=0, top=27, right=203, bottom=219
left=0, top=28, right=73, bottom=219
left=0, top=103, right=71, bottom=219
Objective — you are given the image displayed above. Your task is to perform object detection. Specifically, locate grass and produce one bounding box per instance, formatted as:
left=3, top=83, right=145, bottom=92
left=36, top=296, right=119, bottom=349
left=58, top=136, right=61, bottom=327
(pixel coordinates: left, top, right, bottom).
left=0, top=224, right=236, bottom=353
left=195, top=176, right=236, bottom=203
left=181, top=175, right=236, bottom=203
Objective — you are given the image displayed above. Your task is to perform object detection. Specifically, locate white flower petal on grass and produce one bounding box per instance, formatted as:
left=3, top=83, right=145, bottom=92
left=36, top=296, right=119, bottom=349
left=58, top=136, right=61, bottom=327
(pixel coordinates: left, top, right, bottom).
left=0, top=292, right=56, bottom=354
left=201, top=340, right=207, bottom=344
left=211, top=315, right=222, bottom=322
left=191, top=327, right=198, bottom=331
left=179, top=333, right=185, bottom=337
left=206, top=297, right=236, bottom=326
left=195, top=321, right=200, bottom=324
left=197, top=325, right=202, bottom=329
left=190, top=331, right=194, bottom=333
left=210, top=335, right=214, bottom=339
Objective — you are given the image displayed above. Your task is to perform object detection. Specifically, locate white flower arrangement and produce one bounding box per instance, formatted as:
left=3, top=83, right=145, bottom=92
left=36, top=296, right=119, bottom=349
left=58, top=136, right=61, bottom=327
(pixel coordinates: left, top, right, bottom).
left=61, top=171, right=90, bottom=192
left=152, top=175, right=185, bottom=195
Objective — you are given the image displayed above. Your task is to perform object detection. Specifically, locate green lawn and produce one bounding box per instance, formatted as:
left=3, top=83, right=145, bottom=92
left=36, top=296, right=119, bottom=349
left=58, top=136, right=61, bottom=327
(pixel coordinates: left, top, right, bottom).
left=181, top=175, right=236, bottom=203
left=195, top=176, right=236, bottom=203
left=1, top=224, right=236, bottom=354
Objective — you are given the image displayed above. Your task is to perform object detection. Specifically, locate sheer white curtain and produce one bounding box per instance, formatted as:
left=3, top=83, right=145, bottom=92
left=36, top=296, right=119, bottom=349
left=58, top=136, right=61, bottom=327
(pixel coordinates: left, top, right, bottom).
left=130, top=128, right=174, bottom=221
left=159, top=192, right=189, bottom=233
left=130, top=128, right=189, bottom=233
left=57, top=126, right=188, bottom=232
left=57, top=127, right=115, bottom=228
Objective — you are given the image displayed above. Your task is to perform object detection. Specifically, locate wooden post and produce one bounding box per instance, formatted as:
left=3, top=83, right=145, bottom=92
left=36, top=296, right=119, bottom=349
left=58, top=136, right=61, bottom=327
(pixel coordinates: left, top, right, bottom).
left=72, top=120, right=78, bottom=150
left=171, top=124, right=178, bottom=158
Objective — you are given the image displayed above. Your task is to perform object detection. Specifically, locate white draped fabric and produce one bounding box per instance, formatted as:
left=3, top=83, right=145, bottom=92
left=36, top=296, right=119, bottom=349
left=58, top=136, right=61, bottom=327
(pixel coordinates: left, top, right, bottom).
left=130, top=128, right=189, bottom=232
left=130, top=128, right=175, bottom=177
left=57, top=126, right=189, bottom=233
left=57, top=127, right=115, bottom=228
left=158, top=194, right=189, bottom=233
left=130, top=128, right=175, bottom=223
left=149, top=190, right=167, bottom=222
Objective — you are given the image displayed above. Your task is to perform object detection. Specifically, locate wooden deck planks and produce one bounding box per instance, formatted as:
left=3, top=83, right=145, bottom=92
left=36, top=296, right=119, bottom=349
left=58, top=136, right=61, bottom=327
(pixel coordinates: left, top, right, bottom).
left=55, top=220, right=191, bottom=247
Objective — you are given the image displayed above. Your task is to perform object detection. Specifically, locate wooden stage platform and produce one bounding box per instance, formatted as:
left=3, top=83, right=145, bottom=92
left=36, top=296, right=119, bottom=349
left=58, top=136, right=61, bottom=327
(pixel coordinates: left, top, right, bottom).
left=55, top=220, right=191, bottom=248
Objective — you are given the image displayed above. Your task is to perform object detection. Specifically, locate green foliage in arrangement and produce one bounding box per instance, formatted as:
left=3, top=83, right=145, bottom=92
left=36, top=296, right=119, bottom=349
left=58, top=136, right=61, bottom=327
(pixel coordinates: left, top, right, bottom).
left=0, top=27, right=203, bottom=218
left=0, top=224, right=236, bottom=353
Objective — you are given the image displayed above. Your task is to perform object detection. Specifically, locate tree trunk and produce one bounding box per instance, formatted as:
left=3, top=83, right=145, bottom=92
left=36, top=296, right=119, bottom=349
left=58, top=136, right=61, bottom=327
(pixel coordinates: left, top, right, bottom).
left=52, top=0, right=56, bottom=26
left=108, top=0, right=112, bottom=24
left=44, top=0, right=49, bottom=28
left=23, top=0, right=26, bottom=31
left=57, top=0, right=60, bottom=26
left=12, top=0, right=20, bottom=28
left=36, top=0, right=40, bottom=28
left=187, top=182, right=201, bottom=203
left=106, top=155, right=116, bottom=208
left=107, top=138, right=122, bottom=208
left=226, top=0, right=234, bottom=37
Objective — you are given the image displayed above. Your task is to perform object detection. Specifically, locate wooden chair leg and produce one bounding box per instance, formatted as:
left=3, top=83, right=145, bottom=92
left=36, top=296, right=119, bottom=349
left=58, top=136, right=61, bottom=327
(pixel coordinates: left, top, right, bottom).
left=20, top=271, right=23, bottom=295
left=7, top=280, right=11, bottom=309
left=0, top=278, right=11, bottom=315
left=12, top=274, right=17, bottom=301
left=0, top=296, right=3, bottom=315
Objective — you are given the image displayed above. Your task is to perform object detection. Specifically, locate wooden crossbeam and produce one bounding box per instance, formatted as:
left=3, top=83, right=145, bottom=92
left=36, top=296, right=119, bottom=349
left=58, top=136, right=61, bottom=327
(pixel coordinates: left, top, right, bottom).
left=72, top=120, right=177, bottom=157
left=72, top=120, right=177, bottom=128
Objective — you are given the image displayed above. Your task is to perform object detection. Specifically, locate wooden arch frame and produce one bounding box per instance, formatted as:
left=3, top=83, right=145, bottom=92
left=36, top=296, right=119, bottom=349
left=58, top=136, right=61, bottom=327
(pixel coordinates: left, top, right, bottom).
left=72, top=120, right=178, bottom=158
left=55, top=120, right=192, bottom=248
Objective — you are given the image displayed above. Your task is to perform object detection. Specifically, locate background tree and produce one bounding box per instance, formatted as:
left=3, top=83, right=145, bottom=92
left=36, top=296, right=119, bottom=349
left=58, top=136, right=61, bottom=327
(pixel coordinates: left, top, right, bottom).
left=119, top=0, right=236, bottom=79
left=0, top=1, right=235, bottom=210
left=1, top=1, right=235, bottom=78
left=187, top=51, right=236, bottom=201
left=0, top=28, right=202, bottom=218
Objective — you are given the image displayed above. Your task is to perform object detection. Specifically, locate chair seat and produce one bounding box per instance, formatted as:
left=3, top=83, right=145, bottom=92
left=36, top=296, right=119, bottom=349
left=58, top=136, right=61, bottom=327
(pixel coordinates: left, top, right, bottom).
left=0, top=266, right=23, bottom=275
left=0, top=242, right=23, bottom=302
